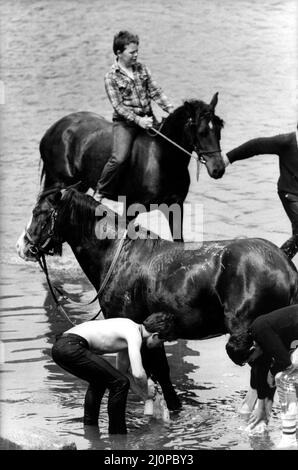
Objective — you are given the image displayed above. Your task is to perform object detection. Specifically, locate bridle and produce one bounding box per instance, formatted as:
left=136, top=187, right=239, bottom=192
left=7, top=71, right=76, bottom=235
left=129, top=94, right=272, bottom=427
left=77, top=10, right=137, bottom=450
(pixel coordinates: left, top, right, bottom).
left=25, top=205, right=58, bottom=256
left=148, top=113, right=221, bottom=164
left=24, top=197, right=127, bottom=325
left=186, top=114, right=222, bottom=163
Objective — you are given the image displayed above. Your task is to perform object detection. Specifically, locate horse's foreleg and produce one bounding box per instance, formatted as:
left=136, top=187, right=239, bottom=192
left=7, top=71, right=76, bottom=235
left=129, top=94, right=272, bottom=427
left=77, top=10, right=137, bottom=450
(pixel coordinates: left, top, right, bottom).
left=141, top=343, right=181, bottom=410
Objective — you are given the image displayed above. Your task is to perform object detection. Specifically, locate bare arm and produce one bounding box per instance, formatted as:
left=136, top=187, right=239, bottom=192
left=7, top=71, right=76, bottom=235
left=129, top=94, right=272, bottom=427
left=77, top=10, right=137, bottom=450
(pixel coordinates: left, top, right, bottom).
left=116, top=350, right=148, bottom=400
left=116, top=350, right=130, bottom=373
left=125, top=329, right=148, bottom=398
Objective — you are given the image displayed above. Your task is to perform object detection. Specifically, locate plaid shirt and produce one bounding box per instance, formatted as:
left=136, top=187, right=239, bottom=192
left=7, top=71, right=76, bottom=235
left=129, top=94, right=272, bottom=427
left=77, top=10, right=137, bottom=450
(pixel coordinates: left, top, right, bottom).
left=104, top=60, right=173, bottom=124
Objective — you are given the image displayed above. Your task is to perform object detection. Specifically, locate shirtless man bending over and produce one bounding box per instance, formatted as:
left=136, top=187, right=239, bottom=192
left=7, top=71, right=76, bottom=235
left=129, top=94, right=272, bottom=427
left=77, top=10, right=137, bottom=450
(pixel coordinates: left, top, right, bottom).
left=51, top=313, right=177, bottom=434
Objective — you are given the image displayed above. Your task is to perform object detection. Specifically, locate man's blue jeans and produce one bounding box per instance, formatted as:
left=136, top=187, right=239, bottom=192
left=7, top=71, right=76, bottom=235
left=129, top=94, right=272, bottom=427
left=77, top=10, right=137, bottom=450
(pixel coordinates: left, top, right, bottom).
left=52, top=333, right=130, bottom=434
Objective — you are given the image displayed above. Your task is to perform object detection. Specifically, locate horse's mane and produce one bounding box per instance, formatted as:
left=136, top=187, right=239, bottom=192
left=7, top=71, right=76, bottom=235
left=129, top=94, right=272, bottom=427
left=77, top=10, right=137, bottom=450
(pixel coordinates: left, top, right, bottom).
left=161, top=99, right=224, bottom=138
left=58, top=189, right=99, bottom=240
left=56, top=189, right=167, bottom=246
left=37, top=184, right=64, bottom=202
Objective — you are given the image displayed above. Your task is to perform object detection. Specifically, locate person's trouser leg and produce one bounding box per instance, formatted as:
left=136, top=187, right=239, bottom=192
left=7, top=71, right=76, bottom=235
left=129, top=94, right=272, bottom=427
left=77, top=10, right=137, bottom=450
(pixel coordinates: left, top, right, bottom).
left=84, top=383, right=106, bottom=425
left=279, top=191, right=298, bottom=258
left=107, top=376, right=130, bottom=434
left=96, top=121, right=139, bottom=198
left=52, top=334, right=130, bottom=433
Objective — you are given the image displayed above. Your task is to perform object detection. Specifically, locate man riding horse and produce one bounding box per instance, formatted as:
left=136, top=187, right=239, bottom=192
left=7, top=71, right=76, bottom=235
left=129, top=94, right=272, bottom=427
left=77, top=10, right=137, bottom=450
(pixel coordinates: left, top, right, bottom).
left=93, top=30, right=174, bottom=203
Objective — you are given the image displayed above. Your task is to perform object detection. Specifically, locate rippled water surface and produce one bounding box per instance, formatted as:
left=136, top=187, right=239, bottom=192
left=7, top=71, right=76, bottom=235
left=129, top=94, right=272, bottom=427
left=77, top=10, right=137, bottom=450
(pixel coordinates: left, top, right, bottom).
left=0, top=0, right=297, bottom=450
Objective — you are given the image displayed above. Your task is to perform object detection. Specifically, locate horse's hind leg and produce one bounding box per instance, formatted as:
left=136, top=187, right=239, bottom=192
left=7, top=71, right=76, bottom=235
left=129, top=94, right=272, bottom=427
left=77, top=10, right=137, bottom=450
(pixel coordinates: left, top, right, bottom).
left=141, top=343, right=181, bottom=410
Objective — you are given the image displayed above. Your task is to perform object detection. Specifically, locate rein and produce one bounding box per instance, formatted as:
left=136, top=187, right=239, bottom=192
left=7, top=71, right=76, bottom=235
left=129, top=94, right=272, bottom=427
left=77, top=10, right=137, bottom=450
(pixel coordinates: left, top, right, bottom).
left=37, top=253, right=77, bottom=326
left=147, top=126, right=221, bottom=163
left=147, top=124, right=221, bottom=181
left=147, top=127, right=200, bottom=161
left=53, top=228, right=128, bottom=307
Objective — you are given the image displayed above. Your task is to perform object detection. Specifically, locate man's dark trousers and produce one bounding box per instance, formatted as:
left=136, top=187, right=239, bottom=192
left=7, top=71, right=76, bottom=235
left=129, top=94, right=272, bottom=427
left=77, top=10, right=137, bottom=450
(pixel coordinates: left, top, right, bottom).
left=52, top=333, right=130, bottom=434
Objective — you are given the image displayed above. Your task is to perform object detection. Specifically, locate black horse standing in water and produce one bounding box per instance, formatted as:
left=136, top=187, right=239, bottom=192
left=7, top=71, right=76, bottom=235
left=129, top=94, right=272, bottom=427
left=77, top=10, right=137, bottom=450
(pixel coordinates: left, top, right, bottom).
left=17, top=188, right=298, bottom=410
left=38, top=93, right=225, bottom=240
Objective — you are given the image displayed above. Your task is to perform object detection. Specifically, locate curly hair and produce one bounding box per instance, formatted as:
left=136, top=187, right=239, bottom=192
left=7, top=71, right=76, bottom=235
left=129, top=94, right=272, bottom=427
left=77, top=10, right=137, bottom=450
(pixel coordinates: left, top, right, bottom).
left=113, top=30, right=139, bottom=55
left=143, top=312, right=177, bottom=341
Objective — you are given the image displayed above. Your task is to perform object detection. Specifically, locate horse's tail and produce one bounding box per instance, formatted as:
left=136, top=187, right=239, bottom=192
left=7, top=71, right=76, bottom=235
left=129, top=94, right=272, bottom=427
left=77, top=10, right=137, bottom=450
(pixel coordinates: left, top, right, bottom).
left=280, top=235, right=298, bottom=260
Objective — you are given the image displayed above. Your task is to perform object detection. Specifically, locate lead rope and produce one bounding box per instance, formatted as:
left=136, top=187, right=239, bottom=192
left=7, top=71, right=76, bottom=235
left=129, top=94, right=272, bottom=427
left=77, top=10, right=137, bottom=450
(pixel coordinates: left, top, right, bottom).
left=53, top=228, right=128, bottom=307
left=38, top=253, right=76, bottom=326
left=147, top=127, right=198, bottom=161
left=39, top=228, right=128, bottom=325
left=147, top=127, right=204, bottom=181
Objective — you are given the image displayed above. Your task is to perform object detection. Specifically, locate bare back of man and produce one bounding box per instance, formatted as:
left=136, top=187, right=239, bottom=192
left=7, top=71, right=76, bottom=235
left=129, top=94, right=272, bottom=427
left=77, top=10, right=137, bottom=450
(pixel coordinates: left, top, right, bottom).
left=64, top=318, right=150, bottom=387
left=65, top=318, right=142, bottom=354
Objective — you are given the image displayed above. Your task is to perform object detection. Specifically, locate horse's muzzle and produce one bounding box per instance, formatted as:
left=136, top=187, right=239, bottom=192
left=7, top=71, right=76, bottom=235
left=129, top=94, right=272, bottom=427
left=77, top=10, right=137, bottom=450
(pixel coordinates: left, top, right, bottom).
left=16, top=232, right=38, bottom=261
left=211, top=166, right=225, bottom=179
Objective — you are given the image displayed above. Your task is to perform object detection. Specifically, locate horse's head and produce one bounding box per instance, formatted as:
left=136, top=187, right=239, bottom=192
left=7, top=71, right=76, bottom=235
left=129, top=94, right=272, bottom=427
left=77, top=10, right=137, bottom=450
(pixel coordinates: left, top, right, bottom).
left=16, top=187, right=64, bottom=261
left=16, top=186, right=102, bottom=261
left=183, top=93, right=225, bottom=179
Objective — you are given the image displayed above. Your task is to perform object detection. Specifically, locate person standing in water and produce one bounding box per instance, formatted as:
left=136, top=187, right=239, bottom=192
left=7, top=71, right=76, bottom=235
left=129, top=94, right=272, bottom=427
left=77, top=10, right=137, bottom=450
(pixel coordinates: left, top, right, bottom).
left=244, top=305, right=298, bottom=449
left=51, top=313, right=177, bottom=434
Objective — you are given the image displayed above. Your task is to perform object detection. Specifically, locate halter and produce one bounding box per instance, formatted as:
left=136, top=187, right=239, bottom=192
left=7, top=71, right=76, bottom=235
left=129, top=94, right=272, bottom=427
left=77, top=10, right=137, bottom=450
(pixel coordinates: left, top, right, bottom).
left=25, top=206, right=58, bottom=256
left=185, top=115, right=222, bottom=163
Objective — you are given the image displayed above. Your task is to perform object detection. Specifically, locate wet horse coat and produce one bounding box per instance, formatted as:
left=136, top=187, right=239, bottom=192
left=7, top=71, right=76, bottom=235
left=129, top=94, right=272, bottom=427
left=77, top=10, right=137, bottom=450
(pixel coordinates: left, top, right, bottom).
left=17, top=188, right=298, bottom=409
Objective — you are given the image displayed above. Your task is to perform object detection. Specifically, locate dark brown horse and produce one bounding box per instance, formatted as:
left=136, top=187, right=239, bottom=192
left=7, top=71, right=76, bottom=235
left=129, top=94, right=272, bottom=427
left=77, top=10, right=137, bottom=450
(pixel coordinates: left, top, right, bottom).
left=17, top=187, right=298, bottom=410
left=38, top=93, right=225, bottom=240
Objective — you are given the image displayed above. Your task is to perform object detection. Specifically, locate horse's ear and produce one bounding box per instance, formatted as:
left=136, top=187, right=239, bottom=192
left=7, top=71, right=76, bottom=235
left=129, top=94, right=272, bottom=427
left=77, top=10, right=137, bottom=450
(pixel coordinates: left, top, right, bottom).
left=209, top=92, right=218, bottom=110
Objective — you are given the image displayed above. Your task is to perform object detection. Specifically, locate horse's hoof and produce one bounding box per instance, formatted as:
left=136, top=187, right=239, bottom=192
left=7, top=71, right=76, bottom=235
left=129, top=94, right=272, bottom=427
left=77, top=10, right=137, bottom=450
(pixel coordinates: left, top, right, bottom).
left=166, top=396, right=182, bottom=411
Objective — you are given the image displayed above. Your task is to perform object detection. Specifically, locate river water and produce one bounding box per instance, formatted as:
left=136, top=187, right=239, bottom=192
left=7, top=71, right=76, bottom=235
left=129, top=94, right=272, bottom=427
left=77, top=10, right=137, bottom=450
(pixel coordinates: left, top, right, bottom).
left=0, top=0, right=297, bottom=451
